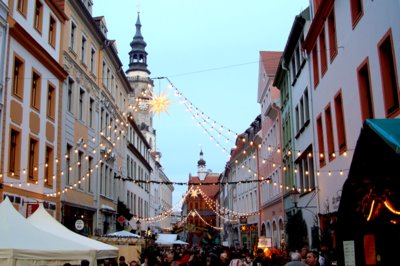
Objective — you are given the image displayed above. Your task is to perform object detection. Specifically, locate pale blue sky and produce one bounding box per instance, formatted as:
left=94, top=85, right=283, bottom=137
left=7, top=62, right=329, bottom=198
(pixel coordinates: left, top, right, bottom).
left=93, top=0, right=309, bottom=206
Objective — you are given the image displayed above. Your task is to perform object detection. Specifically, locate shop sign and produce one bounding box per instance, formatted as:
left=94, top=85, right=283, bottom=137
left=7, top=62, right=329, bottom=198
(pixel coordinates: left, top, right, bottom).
left=75, top=219, right=84, bottom=230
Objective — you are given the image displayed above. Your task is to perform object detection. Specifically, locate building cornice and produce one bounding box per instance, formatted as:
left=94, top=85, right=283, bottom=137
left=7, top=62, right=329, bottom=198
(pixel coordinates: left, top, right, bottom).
left=8, top=18, right=68, bottom=80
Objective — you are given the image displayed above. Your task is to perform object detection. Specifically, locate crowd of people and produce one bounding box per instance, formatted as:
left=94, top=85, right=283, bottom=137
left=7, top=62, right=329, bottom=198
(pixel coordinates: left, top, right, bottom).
left=110, top=244, right=330, bottom=266
left=63, top=244, right=330, bottom=266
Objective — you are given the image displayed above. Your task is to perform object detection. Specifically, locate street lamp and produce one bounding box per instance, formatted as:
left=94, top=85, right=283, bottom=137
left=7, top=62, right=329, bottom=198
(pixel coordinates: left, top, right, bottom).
left=290, top=188, right=300, bottom=209
left=136, top=220, right=141, bottom=235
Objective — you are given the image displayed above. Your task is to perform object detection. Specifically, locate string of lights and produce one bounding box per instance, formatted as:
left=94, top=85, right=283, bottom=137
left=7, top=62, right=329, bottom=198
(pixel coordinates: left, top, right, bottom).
left=1, top=75, right=356, bottom=202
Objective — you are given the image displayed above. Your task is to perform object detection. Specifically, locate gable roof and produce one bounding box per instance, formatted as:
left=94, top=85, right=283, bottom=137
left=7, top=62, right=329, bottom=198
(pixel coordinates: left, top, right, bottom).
left=260, top=51, right=282, bottom=76
left=189, top=173, right=220, bottom=198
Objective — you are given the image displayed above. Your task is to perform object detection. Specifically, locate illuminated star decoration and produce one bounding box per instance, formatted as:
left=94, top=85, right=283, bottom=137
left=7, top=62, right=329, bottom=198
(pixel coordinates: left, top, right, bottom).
left=190, top=188, right=199, bottom=198
left=148, top=90, right=171, bottom=116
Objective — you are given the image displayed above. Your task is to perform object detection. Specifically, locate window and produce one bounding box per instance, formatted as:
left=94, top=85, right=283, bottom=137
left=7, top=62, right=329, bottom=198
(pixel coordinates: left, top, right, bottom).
left=47, top=83, right=56, bottom=119
left=81, top=35, right=87, bottom=64
left=89, top=98, right=94, bottom=128
left=48, top=16, right=56, bottom=47
left=291, top=58, right=296, bottom=81
left=100, top=108, right=104, bottom=132
left=102, top=61, right=106, bottom=86
left=312, top=47, right=319, bottom=87
left=350, top=0, right=363, bottom=28
left=357, top=58, right=374, bottom=121
left=295, top=45, right=301, bottom=73
left=45, top=146, right=53, bottom=187
left=316, top=115, right=325, bottom=167
left=28, top=138, right=39, bottom=182
left=106, top=68, right=110, bottom=88
left=34, top=0, right=43, bottom=33
left=105, top=113, right=109, bottom=136
left=78, top=88, right=85, bottom=121
left=328, top=8, right=338, bottom=61
left=111, top=75, right=115, bottom=96
left=9, top=129, right=21, bottom=175
left=100, top=163, right=104, bottom=195
left=334, top=91, right=347, bottom=153
left=70, top=21, right=76, bottom=50
left=17, top=0, right=27, bottom=17
left=12, top=55, right=24, bottom=98
left=90, top=47, right=96, bottom=73
left=319, top=29, right=327, bottom=75
left=325, top=105, right=335, bottom=161
left=304, top=89, right=310, bottom=122
left=295, top=106, right=300, bottom=134
left=297, top=147, right=315, bottom=191
left=299, top=97, right=305, bottom=127
left=31, top=70, right=41, bottom=110
left=66, top=144, right=72, bottom=185
left=77, top=151, right=83, bottom=189
left=67, top=78, right=74, bottom=113
left=88, top=156, right=93, bottom=192
left=378, top=30, right=399, bottom=117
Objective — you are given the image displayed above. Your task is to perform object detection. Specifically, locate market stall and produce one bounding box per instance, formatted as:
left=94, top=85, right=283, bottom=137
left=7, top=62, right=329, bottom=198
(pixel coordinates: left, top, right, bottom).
left=0, top=197, right=95, bottom=266
left=27, top=204, right=119, bottom=261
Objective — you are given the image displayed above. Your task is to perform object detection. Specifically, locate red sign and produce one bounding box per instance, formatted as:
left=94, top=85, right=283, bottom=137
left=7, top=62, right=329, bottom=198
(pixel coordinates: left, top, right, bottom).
left=117, top=215, right=126, bottom=224
left=26, top=203, right=39, bottom=217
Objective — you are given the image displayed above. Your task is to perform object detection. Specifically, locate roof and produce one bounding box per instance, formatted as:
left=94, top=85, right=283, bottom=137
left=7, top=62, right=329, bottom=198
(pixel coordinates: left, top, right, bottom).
left=155, top=233, right=177, bottom=245
left=28, top=204, right=118, bottom=259
left=0, top=197, right=93, bottom=262
left=365, top=119, right=400, bottom=154
left=260, top=51, right=282, bottom=76
left=189, top=174, right=220, bottom=198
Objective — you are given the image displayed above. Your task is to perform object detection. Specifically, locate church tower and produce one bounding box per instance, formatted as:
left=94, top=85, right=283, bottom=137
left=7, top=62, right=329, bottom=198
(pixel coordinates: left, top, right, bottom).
left=126, top=12, right=156, bottom=150
left=197, top=149, right=208, bottom=180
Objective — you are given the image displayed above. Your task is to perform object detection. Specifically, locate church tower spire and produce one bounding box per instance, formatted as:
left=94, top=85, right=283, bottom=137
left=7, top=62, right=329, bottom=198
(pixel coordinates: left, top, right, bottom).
left=126, top=12, right=155, bottom=151
left=127, top=12, right=150, bottom=74
left=197, top=149, right=207, bottom=180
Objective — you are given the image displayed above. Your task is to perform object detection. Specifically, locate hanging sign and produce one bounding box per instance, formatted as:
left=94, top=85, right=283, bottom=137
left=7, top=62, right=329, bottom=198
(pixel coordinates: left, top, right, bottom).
left=75, top=219, right=84, bottom=230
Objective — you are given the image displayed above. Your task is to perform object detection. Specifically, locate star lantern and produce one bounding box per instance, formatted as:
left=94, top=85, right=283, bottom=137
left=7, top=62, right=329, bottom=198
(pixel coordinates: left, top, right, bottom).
left=148, top=90, right=171, bottom=116
left=190, top=188, right=199, bottom=198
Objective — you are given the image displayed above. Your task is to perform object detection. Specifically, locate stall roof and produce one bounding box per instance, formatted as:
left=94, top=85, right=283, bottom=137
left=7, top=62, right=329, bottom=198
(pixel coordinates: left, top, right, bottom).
left=155, top=233, right=178, bottom=245
left=366, top=119, right=400, bottom=154
left=28, top=204, right=118, bottom=259
left=0, top=197, right=93, bottom=263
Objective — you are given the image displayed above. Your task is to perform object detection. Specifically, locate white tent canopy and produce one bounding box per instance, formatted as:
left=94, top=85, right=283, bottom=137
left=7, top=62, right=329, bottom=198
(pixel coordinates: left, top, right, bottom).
left=155, top=233, right=178, bottom=246
left=0, top=197, right=94, bottom=266
left=172, top=240, right=189, bottom=245
left=105, top=230, right=141, bottom=238
left=27, top=203, right=118, bottom=260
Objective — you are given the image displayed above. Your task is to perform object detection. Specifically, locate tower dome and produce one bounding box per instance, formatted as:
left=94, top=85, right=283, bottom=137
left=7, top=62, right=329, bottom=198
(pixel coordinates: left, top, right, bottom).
left=197, top=149, right=206, bottom=167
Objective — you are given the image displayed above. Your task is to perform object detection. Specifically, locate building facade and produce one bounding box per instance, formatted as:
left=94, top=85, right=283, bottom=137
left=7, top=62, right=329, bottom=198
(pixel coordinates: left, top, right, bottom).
left=257, top=51, right=285, bottom=249
left=1, top=0, right=67, bottom=217
left=302, top=0, right=400, bottom=258
left=185, top=151, right=219, bottom=247
left=0, top=0, right=7, bottom=169
left=57, top=0, right=133, bottom=235
left=223, top=117, right=261, bottom=250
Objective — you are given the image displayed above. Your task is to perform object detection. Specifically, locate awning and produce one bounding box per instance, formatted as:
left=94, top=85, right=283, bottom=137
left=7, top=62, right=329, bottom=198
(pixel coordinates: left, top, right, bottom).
left=100, top=204, right=116, bottom=213
left=336, top=118, right=400, bottom=265
left=365, top=119, right=400, bottom=154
